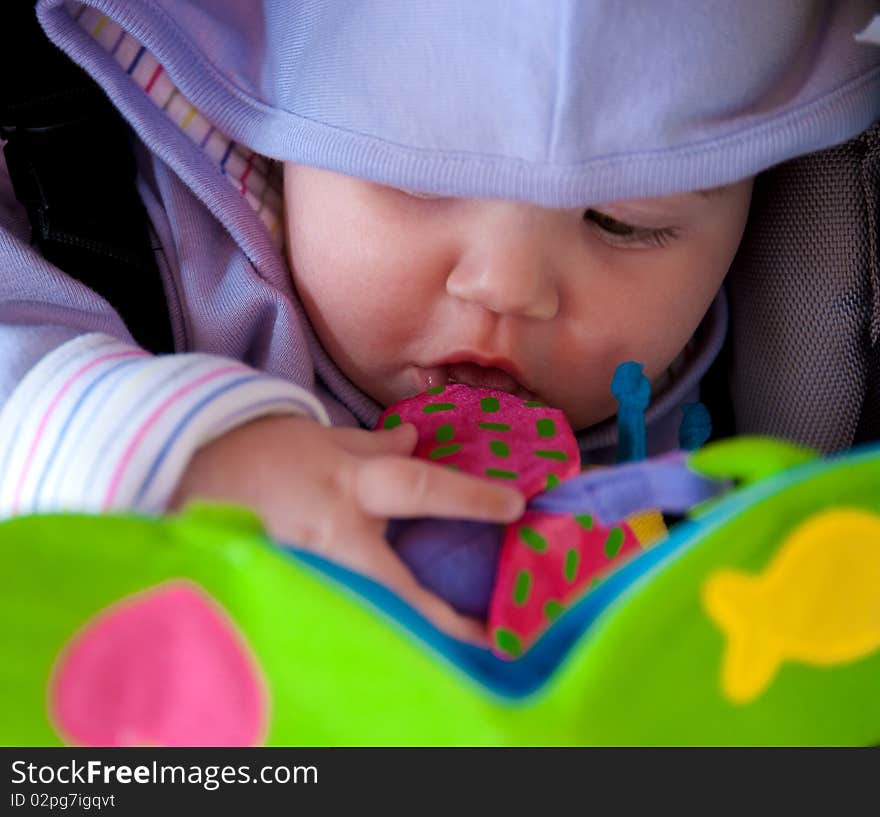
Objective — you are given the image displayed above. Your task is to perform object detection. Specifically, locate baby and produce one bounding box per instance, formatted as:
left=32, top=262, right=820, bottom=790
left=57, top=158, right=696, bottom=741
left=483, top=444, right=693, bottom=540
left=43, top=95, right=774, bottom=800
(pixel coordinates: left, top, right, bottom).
left=2, top=2, right=878, bottom=645
left=171, top=169, right=753, bottom=640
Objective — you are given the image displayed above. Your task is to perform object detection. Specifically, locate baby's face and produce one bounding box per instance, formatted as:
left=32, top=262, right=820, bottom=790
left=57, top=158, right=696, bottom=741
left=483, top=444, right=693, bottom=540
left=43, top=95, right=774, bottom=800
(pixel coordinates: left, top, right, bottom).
left=283, top=164, right=753, bottom=430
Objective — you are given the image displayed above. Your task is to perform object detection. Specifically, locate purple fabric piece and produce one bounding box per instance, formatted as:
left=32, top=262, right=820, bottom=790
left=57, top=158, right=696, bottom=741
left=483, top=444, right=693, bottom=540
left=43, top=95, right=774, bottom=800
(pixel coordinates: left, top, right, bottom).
left=387, top=518, right=503, bottom=618
left=529, top=454, right=729, bottom=524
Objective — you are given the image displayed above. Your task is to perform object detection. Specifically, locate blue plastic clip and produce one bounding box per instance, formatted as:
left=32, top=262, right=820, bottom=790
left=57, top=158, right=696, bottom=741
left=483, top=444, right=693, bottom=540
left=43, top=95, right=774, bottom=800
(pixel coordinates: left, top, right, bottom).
left=678, top=402, right=712, bottom=451
left=611, top=361, right=650, bottom=463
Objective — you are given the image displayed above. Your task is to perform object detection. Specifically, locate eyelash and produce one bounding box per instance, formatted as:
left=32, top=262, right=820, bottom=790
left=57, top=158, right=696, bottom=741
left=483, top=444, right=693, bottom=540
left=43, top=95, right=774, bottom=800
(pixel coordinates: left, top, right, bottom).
left=583, top=209, right=679, bottom=249
left=398, top=192, right=679, bottom=249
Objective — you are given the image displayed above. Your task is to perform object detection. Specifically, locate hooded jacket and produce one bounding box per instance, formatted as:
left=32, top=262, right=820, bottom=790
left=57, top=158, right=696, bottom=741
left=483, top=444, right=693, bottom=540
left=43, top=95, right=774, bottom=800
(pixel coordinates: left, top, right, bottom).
left=0, top=0, right=878, bottom=517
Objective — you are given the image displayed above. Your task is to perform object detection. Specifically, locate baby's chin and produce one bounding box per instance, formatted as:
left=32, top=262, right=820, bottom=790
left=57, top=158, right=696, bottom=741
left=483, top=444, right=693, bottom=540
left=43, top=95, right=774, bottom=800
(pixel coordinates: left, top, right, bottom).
left=566, top=403, right=618, bottom=434
left=549, top=384, right=622, bottom=433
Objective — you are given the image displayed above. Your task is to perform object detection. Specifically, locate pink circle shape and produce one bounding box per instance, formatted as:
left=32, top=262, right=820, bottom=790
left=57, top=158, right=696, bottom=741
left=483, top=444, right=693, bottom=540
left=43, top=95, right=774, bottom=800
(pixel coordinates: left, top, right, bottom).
left=50, top=581, right=269, bottom=746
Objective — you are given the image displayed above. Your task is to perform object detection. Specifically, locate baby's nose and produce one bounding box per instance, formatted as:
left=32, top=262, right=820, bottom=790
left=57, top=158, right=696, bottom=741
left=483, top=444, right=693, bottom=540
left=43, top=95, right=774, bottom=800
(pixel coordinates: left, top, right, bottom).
left=445, top=210, right=560, bottom=320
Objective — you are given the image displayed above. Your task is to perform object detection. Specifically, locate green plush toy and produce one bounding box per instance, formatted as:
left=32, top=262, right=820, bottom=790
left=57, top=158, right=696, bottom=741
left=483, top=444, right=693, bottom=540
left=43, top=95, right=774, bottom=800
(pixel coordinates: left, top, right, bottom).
left=1, top=436, right=878, bottom=746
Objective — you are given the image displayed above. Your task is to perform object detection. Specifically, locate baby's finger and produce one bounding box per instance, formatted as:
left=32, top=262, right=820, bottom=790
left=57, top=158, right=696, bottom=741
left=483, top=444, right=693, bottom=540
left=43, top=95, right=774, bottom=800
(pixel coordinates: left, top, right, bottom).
left=354, top=456, right=525, bottom=522
left=349, top=537, right=488, bottom=646
left=332, top=422, right=418, bottom=457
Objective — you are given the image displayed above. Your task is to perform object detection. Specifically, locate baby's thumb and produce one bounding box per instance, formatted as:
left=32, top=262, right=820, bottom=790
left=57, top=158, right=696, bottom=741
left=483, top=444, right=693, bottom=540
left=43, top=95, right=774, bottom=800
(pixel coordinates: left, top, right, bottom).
left=334, top=421, right=419, bottom=457
left=374, top=421, right=418, bottom=454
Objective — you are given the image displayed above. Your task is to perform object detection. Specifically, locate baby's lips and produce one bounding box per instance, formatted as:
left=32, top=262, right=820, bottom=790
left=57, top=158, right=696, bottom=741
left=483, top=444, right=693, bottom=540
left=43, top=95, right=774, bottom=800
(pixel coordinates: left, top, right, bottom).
left=413, top=364, right=449, bottom=393
left=412, top=363, right=537, bottom=401
left=446, top=362, right=535, bottom=400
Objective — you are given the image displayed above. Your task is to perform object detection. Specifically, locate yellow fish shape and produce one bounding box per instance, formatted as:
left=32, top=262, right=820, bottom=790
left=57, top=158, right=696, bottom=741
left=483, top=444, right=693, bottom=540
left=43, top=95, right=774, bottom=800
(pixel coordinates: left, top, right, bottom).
left=702, top=508, right=880, bottom=704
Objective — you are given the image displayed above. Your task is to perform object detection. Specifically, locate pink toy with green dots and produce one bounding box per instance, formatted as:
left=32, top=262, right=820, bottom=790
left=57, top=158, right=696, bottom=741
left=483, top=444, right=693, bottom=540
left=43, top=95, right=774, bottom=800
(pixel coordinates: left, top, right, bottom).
left=376, top=383, right=661, bottom=658
left=379, top=384, right=580, bottom=493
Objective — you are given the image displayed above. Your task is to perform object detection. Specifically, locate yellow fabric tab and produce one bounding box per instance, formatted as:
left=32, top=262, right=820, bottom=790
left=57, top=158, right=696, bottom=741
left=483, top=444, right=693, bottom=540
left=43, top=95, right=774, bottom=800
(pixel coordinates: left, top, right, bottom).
left=625, top=509, right=667, bottom=547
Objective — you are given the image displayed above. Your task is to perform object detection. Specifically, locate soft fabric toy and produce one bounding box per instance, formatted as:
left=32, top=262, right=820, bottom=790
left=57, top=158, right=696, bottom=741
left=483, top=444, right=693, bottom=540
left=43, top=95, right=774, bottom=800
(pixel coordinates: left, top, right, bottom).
left=376, top=383, right=706, bottom=658
left=377, top=384, right=580, bottom=493
left=3, top=435, right=879, bottom=745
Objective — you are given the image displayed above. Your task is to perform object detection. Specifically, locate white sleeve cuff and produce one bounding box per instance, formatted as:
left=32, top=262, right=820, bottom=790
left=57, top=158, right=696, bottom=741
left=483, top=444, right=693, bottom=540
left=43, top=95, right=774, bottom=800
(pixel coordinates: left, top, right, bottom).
left=0, top=332, right=330, bottom=516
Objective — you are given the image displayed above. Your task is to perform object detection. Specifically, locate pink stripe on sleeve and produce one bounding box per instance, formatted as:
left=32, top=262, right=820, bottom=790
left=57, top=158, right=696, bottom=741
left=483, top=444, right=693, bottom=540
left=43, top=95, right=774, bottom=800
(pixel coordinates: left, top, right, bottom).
left=12, top=351, right=149, bottom=513
left=102, top=365, right=250, bottom=510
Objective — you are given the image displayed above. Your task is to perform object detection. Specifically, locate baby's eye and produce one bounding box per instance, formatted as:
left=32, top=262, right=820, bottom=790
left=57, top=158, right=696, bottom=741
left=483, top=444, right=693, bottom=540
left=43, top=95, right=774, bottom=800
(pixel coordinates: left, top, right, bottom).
left=583, top=209, right=679, bottom=249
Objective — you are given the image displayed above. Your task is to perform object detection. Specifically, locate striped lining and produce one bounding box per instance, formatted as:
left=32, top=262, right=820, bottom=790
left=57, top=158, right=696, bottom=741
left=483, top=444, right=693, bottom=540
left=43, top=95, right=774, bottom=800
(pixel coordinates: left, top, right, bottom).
left=68, top=1, right=285, bottom=245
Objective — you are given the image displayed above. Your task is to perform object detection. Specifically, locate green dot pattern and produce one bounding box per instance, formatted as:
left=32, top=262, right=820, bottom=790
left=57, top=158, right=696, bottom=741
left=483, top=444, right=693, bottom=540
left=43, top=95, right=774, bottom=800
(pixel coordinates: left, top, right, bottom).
left=574, top=514, right=593, bottom=530
left=518, top=525, right=548, bottom=552
left=435, top=423, right=455, bottom=442
left=489, top=440, right=510, bottom=457
left=383, top=413, right=402, bottom=429
left=524, top=400, right=545, bottom=407
left=424, top=402, right=456, bottom=413
left=535, top=449, right=568, bottom=461
left=480, top=397, right=500, bottom=413
left=564, top=548, right=579, bottom=583
left=486, top=468, right=518, bottom=480
left=589, top=577, right=602, bottom=590
left=430, top=444, right=462, bottom=460
left=545, top=473, right=560, bottom=490
left=494, top=628, right=523, bottom=657
left=544, top=599, right=565, bottom=621
left=426, top=385, right=446, bottom=394
left=477, top=422, right=510, bottom=431
left=536, top=418, right=556, bottom=438
left=513, top=570, right=532, bottom=606
left=605, top=527, right=624, bottom=558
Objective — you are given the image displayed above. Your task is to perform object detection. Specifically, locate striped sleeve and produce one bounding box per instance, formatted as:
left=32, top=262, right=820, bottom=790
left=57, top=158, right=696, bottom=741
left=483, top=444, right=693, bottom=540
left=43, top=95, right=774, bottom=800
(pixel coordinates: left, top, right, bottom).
left=0, top=332, right=330, bottom=517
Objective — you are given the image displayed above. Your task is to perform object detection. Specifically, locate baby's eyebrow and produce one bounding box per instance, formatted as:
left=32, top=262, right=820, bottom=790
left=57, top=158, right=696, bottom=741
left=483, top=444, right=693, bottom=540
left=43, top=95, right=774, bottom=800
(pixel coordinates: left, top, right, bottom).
left=597, top=190, right=710, bottom=217
left=607, top=187, right=726, bottom=212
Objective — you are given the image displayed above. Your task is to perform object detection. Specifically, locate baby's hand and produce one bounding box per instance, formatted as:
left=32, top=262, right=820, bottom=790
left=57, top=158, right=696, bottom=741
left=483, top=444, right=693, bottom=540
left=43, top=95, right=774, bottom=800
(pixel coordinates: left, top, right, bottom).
left=169, top=415, right=525, bottom=644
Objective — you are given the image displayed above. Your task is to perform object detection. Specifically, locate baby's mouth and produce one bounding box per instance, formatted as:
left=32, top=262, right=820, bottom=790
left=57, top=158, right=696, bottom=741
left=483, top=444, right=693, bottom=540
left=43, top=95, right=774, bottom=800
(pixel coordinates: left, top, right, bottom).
left=415, top=362, right=536, bottom=400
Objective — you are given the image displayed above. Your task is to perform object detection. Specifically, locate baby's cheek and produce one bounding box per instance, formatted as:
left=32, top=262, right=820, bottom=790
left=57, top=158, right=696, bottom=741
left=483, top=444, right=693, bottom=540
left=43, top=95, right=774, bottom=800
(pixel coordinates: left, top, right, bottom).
left=629, top=269, right=720, bottom=370
left=544, top=337, right=628, bottom=429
